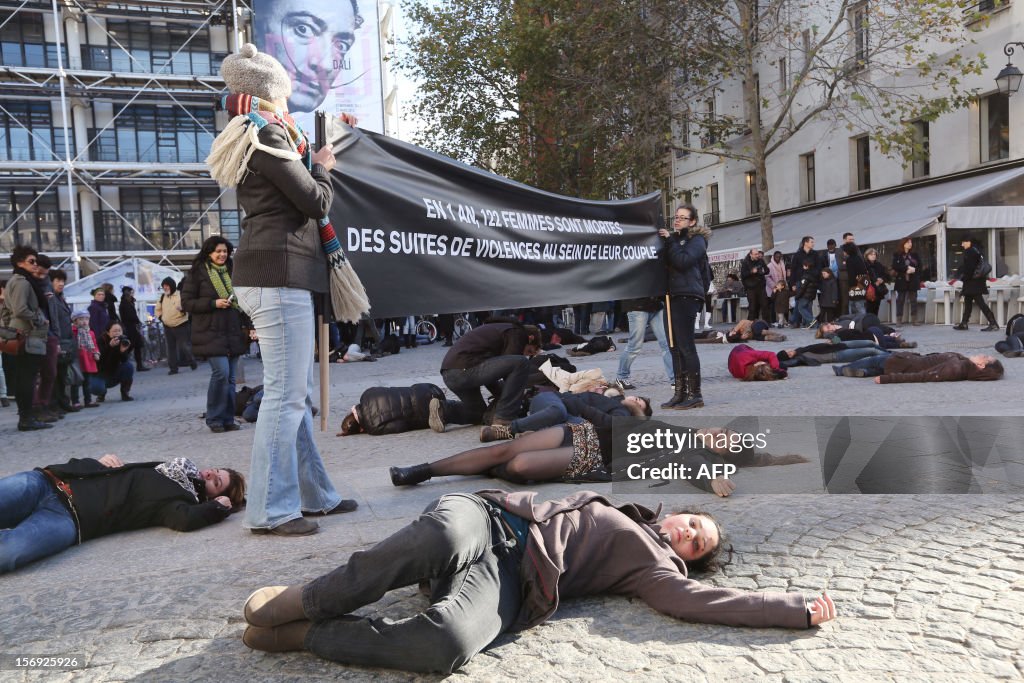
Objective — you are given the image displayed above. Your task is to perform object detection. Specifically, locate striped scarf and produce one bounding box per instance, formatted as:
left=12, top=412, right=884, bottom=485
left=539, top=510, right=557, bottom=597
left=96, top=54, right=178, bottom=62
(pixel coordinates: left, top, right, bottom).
left=206, top=261, right=237, bottom=309
left=206, top=94, right=370, bottom=323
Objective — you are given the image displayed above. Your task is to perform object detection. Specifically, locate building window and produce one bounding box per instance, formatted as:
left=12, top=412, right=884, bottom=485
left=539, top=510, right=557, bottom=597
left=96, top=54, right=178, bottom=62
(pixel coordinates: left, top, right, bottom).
left=676, top=110, right=691, bottom=158
left=778, top=58, right=788, bottom=92
left=705, top=183, right=720, bottom=225
left=94, top=187, right=239, bottom=251
left=802, top=29, right=812, bottom=68
left=745, top=171, right=759, bottom=215
left=0, top=102, right=74, bottom=162
left=911, top=120, right=930, bottom=178
left=0, top=12, right=66, bottom=69
left=849, top=2, right=869, bottom=67
left=980, top=93, right=1009, bottom=163
left=800, top=152, right=816, bottom=203
left=82, top=21, right=224, bottom=76
left=853, top=135, right=871, bottom=191
left=703, top=97, right=717, bottom=146
left=88, top=104, right=215, bottom=163
left=0, top=188, right=77, bottom=253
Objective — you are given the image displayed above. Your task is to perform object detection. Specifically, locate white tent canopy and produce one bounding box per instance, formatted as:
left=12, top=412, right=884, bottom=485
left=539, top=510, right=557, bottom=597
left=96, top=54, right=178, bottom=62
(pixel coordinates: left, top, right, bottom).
left=63, top=258, right=185, bottom=306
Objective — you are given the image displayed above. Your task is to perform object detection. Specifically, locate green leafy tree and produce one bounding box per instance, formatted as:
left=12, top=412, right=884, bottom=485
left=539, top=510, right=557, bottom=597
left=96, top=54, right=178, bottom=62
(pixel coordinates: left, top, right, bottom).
left=401, top=0, right=682, bottom=200
left=666, top=0, right=986, bottom=249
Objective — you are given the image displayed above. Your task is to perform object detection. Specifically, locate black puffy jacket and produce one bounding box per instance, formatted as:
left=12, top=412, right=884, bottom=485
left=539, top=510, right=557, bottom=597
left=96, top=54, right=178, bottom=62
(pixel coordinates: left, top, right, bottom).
left=740, top=254, right=767, bottom=290
left=180, top=264, right=249, bottom=358
left=355, top=383, right=446, bottom=435
left=661, top=225, right=712, bottom=300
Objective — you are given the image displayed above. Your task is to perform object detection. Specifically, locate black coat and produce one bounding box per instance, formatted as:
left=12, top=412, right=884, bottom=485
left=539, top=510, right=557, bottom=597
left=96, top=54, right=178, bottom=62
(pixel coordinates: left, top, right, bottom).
left=661, top=227, right=712, bottom=300
left=892, top=251, right=922, bottom=292
left=817, top=276, right=839, bottom=309
left=441, top=322, right=531, bottom=371
left=740, top=255, right=767, bottom=290
left=956, top=246, right=989, bottom=296
left=355, top=383, right=446, bottom=435
left=842, top=244, right=867, bottom=280
left=790, top=248, right=823, bottom=287
left=865, top=260, right=889, bottom=296
left=41, top=458, right=230, bottom=542
left=180, top=265, right=249, bottom=358
left=97, top=332, right=132, bottom=378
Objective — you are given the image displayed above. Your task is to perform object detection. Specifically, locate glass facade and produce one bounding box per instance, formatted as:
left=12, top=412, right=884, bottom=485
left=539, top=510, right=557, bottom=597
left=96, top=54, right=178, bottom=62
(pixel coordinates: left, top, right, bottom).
left=0, top=188, right=79, bottom=254
left=0, top=12, right=66, bottom=69
left=94, top=188, right=238, bottom=252
left=81, top=21, right=225, bottom=76
left=88, top=105, right=215, bottom=163
left=0, top=101, right=75, bottom=162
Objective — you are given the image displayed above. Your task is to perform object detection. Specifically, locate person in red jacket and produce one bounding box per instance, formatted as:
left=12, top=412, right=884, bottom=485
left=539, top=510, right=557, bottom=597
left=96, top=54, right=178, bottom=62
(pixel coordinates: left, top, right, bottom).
left=727, top=344, right=788, bottom=381
left=240, top=490, right=836, bottom=672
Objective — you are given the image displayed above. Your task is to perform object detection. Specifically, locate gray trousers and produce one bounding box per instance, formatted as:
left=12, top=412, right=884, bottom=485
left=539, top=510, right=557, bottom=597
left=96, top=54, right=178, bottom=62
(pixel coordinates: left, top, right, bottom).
left=302, top=494, right=523, bottom=673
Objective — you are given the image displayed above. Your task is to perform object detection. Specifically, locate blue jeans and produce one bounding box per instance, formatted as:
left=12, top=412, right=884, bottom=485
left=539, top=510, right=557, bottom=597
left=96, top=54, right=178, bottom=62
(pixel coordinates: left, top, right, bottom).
left=849, top=300, right=866, bottom=316
left=236, top=286, right=343, bottom=529
left=510, top=391, right=583, bottom=434
left=616, top=309, right=672, bottom=383
left=206, top=355, right=238, bottom=428
left=0, top=471, right=78, bottom=574
left=838, top=353, right=890, bottom=376
left=791, top=298, right=814, bottom=326
left=303, top=494, right=522, bottom=673
left=89, top=361, right=134, bottom=397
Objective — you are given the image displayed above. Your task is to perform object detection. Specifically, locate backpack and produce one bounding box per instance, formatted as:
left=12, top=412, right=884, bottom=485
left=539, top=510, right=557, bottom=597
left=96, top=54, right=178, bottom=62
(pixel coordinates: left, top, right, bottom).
left=379, top=333, right=401, bottom=354
left=973, top=253, right=993, bottom=279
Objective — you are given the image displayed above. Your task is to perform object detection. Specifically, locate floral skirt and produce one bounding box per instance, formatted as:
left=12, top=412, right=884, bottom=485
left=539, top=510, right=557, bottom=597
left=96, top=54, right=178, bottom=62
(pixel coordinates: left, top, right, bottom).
left=563, top=421, right=604, bottom=480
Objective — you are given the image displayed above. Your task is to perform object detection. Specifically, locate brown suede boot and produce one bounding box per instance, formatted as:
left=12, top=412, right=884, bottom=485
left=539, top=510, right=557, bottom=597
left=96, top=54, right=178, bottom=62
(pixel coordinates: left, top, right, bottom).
left=242, top=621, right=311, bottom=652
left=244, top=584, right=307, bottom=627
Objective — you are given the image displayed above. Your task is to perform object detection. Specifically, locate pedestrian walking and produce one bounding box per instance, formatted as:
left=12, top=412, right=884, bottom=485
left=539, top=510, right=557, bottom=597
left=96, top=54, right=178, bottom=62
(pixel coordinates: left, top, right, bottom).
left=156, top=276, right=198, bottom=374
left=952, top=235, right=999, bottom=332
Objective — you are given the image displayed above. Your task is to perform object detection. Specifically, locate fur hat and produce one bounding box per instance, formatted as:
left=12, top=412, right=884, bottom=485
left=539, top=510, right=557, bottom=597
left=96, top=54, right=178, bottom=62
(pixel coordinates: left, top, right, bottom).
left=220, top=43, right=292, bottom=102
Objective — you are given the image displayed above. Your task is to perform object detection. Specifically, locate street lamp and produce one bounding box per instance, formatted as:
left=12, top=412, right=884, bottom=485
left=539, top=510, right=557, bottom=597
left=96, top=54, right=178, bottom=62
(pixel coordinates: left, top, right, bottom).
left=995, top=42, right=1024, bottom=95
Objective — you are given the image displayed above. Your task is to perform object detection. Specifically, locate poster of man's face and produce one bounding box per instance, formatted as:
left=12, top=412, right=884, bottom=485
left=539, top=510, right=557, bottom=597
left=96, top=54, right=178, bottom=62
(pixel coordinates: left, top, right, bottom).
left=253, top=0, right=384, bottom=133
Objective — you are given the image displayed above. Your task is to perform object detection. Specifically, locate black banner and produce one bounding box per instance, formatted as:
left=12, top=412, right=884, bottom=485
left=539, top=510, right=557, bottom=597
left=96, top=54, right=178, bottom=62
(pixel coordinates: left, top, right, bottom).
left=329, top=127, right=666, bottom=317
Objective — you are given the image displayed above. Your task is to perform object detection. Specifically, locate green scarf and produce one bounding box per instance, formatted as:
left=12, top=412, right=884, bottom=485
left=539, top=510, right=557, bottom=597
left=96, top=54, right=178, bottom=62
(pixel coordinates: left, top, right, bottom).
left=206, top=261, right=238, bottom=309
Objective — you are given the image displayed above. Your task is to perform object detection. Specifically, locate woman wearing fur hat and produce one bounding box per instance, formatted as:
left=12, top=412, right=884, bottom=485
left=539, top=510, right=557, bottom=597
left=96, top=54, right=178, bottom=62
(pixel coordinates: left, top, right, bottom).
left=658, top=204, right=713, bottom=410
left=206, top=44, right=363, bottom=535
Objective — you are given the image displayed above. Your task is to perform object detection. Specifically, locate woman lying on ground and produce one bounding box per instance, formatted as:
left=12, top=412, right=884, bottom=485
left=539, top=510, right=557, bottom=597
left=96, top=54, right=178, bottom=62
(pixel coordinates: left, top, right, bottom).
left=340, top=383, right=448, bottom=436
left=240, top=490, right=836, bottom=673
left=0, top=455, right=245, bottom=573
left=725, top=318, right=787, bottom=344
left=777, top=339, right=891, bottom=368
left=815, top=320, right=914, bottom=350
left=390, top=394, right=652, bottom=486
left=833, top=351, right=1004, bottom=382
left=728, top=344, right=789, bottom=381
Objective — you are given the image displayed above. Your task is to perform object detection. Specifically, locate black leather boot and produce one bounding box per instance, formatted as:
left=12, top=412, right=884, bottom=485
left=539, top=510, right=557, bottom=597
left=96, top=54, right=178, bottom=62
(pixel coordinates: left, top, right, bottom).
left=660, top=373, right=687, bottom=409
left=390, top=463, right=432, bottom=486
left=674, top=371, right=705, bottom=410
left=120, top=379, right=134, bottom=401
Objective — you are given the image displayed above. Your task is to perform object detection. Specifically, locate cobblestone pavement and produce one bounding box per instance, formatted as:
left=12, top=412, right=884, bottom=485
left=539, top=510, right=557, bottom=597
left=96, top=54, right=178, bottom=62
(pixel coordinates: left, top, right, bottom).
left=1, top=323, right=1022, bottom=682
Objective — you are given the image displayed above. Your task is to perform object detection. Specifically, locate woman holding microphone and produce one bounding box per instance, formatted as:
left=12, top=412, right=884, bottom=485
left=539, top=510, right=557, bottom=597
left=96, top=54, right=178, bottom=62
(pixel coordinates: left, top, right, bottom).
left=659, top=204, right=713, bottom=410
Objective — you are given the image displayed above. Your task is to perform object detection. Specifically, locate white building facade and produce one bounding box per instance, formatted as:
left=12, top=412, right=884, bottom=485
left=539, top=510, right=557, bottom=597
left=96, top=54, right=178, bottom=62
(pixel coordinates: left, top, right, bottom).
left=672, top=0, right=1024, bottom=286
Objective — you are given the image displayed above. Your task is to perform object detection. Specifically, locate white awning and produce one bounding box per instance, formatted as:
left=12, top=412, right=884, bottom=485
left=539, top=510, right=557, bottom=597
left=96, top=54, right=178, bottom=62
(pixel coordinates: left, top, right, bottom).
left=708, top=166, right=1024, bottom=256
left=946, top=206, right=1024, bottom=229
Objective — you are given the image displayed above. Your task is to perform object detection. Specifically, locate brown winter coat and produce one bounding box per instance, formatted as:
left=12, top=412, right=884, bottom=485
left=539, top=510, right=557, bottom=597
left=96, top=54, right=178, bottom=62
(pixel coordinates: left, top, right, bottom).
left=878, top=352, right=1001, bottom=384
left=477, top=490, right=810, bottom=632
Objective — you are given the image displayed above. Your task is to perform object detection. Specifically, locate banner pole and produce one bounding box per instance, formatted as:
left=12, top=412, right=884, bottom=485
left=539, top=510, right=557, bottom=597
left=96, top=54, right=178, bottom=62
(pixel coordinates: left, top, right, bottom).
left=316, top=110, right=329, bottom=432
left=664, top=294, right=674, bottom=348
